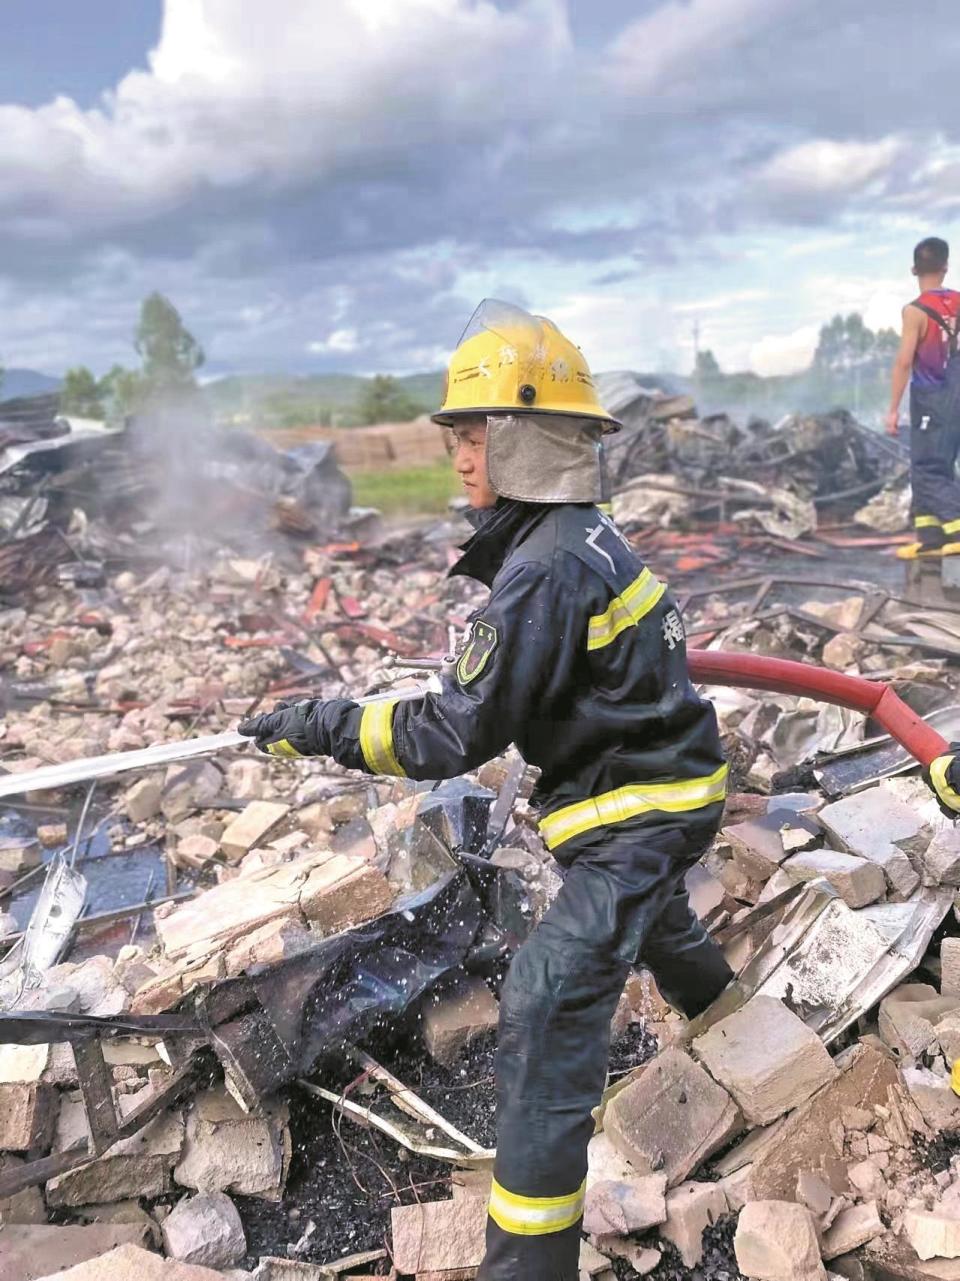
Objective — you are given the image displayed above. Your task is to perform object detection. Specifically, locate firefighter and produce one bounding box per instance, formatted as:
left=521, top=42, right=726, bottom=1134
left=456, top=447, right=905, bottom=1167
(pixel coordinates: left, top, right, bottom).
left=238, top=300, right=733, bottom=1281
left=887, top=236, right=960, bottom=559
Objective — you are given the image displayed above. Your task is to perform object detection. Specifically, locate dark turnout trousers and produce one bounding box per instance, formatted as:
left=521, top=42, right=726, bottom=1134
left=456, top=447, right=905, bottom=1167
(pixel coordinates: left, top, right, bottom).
left=910, top=375, right=960, bottom=548
left=477, top=811, right=731, bottom=1281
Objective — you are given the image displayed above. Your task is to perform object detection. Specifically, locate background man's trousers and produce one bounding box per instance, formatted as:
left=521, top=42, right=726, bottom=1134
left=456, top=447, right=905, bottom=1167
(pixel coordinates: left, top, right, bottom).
left=477, top=810, right=731, bottom=1281
left=910, top=380, right=960, bottom=549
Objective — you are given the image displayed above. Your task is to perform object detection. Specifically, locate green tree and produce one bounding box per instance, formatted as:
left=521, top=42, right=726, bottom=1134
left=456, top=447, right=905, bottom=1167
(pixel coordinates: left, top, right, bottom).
left=812, top=313, right=875, bottom=372
left=694, top=349, right=722, bottom=379
left=135, top=293, right=204, bottom=394
left=356, top=374, right=418, bottom=426
left=811, top=312, right=899, bottom=415
left=60, top=366, right=106, bottom=418
left=99, top=364, right=146, bottom=422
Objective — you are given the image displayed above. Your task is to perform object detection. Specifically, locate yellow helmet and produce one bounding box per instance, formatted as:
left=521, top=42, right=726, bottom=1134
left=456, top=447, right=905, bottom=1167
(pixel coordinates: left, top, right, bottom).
left=432, top=299, right=620, bottom=431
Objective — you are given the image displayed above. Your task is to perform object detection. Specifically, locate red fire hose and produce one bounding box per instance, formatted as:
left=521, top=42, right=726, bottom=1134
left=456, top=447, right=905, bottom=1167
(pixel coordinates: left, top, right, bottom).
left=687, top=648, right=950, bottom=768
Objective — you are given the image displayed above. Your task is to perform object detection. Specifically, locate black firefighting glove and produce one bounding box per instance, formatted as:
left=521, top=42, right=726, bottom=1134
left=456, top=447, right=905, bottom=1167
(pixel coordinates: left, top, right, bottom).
left=237, top=697, right=355, bottom=759
left=925, top=744, right=960, bottom=818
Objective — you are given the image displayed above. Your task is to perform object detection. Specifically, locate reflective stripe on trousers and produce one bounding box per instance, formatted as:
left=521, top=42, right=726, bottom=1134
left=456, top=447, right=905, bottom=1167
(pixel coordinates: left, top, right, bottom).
left=478, top=812, right=731, bottom=1281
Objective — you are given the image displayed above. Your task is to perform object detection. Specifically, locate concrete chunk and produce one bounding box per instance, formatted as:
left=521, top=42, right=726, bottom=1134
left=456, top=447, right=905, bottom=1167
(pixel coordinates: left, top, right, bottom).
left=161, top=1191, right=247, bottom=1269
left=0, top=839, right=41, bottom=875
left=723, top=814, right=796, bottom=881
left=922, top=827, right=960, bottom=888
left=593, top=1237, right=661, bottom=1274
left=821, top=1201, right=884, bottom=1260
left=224, top=917, right=315, bottom=975
left=818, top=788, right=921, bottom=896
left=122, top=777, right=162, bottom=823
left=173, top=1087, right=288, bottom=1200
left=0, top=1081, right=57, bottom=1152
left=391, top=1197, right=487, bottom=1275
left=693, top=995, right=839, bottom=1126
left=660, top=1180, right=728, bottom=1268
left=750, top=1044, right=898, bottom=1202
left=943, top=938, right=960, bottom=998
left=878, top=984, right=960, bottom=1058
left=904, top=1208, right=960, bottom=1261
left=903, top=1065, right=960, bottom=1133
left=299, top=854, right=394, bottom=934
left=781, top=849, right=885, bottom=909
left=863, top=1233, right=960, bottom=1280
left=421, top=976, right=499, bottom=1067
left=587, top=1133, right=637, bottom=1189
left=604, top=1048, right=742, bottom=1188
left=46, top=1087, right=184, bottom=1207
left=579, top=1237, right=612, bottom=1276
left=30, top=1242, right=230, bottom=1279
left=734, top=1200, right=827, bottom=1280
left=796, top=1169, right=832, bottom=1216
left=0, top=1223, right=151, bottom=1281
left=219, top=800, right=290, bottom=862
left=582, top=1174, right=667, bottom=1236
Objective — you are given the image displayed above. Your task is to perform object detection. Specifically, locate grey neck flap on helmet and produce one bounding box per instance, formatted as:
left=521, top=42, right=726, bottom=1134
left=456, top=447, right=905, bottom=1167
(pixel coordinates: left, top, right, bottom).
left=485, top=413, right=604, bottom=504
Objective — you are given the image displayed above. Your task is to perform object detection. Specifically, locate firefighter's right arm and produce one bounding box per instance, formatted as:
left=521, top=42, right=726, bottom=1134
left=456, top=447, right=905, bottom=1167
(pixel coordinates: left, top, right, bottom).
left=886, top=304, right=924, bottom=434
left=240, top=558, right=584, bottom=780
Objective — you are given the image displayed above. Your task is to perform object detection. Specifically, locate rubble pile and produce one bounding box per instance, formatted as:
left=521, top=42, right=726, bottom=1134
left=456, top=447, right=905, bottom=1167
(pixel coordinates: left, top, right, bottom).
left=0, top=393, right=355, bottom=597
left=4, top=388, right=960, bottom=1278
left=599, top=378, right=908, bottom=545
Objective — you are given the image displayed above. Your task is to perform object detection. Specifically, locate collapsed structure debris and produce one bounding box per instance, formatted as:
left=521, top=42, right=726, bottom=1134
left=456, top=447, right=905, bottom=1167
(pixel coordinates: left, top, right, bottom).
left=4, top=386, right=960, bottom=1278
left=0, top=391, right=354, bottom=600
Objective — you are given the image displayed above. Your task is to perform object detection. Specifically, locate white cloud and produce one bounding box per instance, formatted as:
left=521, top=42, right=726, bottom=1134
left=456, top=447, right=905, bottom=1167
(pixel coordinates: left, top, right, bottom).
left=0, top=0, right=570, bottom=235
left=750, top=323, right=820, bottom=376
left=308, top=328, right=359, bottom=355
left=548, top=291, right=682, bottom=373
left=607, top=0, right=797, bottom=95
left=672, top=288, right=770, bottom=315
left=758, top=137, right=904, bottom=200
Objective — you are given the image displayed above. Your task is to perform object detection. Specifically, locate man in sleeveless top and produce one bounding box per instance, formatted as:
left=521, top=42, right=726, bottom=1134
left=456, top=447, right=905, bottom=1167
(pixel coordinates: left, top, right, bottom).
left=887, top=237, right=960, bottom=559
left=238, top=300, right=733, bottom=1281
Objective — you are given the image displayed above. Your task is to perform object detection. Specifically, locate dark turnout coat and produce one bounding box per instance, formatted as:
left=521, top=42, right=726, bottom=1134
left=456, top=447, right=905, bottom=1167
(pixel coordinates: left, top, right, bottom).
left=302, top=499, right=727, bottom=859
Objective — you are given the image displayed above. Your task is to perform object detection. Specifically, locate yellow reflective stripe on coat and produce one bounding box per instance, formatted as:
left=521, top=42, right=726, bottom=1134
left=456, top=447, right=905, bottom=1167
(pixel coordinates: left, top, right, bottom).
left=359, top=700, right=406, bottom=777
left=931, top=756, right=960, bottom=813
left=915, top=514, right=942, bottom=529
left=266, top=738, right=302, bottom=759
left=587, top=569, right=666, bottom=651
left=944, top=518, right=960, bottom=536
left=487, top=1177, right=586, bottom=1236
left=540, top=764, right=729, bottom=850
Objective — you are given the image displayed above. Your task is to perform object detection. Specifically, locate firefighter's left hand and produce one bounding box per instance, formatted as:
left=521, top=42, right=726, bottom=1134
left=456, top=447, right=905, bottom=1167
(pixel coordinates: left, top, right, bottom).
left=925, top=746, right=960, bottom=817
left=238, top=699, right=317, bottom=758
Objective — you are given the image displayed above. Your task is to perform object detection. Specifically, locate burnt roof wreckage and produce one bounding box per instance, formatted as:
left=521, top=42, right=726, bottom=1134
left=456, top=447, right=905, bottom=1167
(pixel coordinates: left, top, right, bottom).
left=3, top=387, right=960, bottom=1278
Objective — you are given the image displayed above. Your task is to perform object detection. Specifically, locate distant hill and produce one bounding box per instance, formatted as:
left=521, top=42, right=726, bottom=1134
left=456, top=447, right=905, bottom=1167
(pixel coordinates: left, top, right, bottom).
left=203, top=371, right=444, bottom=428
left=1, top=368, right=61, bottom=399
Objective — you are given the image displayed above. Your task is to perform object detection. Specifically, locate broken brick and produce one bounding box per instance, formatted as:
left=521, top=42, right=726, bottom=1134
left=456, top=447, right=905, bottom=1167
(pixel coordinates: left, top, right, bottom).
left=421, top=976, right=499, bottom=1067
left=692, top=995, right=838, bottom=1126
left=734, top=1200, right=826, bottom=1280
left=0, top=1081, right=57, bottom=1153
left=391, top=1197, right=487, bottom=1275
left=218, top=799, right=291, bottom=862
left=604, top=1048, right=741, bottom=1187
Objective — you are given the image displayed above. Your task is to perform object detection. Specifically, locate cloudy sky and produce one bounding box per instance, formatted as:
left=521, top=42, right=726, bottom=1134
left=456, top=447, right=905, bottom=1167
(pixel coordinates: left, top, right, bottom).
left=0, top=0, right=958, bottom=382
